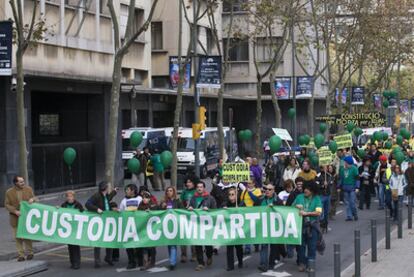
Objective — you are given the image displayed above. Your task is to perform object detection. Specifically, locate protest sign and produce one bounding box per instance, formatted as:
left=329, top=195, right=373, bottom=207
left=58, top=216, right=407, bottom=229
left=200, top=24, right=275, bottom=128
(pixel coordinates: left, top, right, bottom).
left=334, top=134, right=353, bottom=150
left=315, top=112, right=386, bottom=128
left=222, top=163, right=250, bottom=183
left=17, top=202, right=302, bottom=248
left=318, top=146, right=334, bottom=166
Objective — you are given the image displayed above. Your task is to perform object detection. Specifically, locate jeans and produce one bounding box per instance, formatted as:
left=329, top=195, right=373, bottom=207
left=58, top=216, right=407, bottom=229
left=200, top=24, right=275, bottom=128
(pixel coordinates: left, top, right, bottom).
left=298, top=226, right=318, bottom=267
left=320, top=195, right=331, bottom=224
left=344, top=191, right=357, bottom=219
left=378, top=183, right=385, bottom=209
left=168, top=246, right=177, bottom=266
left=392, top=196, right=404, bottom=221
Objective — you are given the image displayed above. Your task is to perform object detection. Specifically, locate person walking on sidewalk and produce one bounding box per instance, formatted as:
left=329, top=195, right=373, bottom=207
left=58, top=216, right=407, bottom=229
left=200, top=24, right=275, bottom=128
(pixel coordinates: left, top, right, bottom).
left=375, top=155, right=391, bottom=210
left=389, top=165, right=407, bottom=222
left=85, top=181, right=118, bottom=268
left=339, top=156, right=360, bottom=221
left=188, top=181, right=217, bottom=271
left=4, top=176, right=37, bottom=262
left=61, top=190, right=84, bottom=269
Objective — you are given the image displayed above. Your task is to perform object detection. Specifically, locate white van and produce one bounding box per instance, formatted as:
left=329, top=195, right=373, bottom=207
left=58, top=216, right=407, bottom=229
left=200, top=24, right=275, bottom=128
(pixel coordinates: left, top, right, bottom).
left=175, top=127, right=237, bottom=178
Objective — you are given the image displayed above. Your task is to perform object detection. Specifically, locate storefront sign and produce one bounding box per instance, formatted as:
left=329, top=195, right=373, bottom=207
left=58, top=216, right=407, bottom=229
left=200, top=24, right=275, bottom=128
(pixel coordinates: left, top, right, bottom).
left=17, top=202, right=302, bottom=248
left=222, top=163, right=250, bottom=183
left=0, top=21, right=12, bottom=76
left=196, top=56, right=221, bottom=89
left=274, top=77, right=291, bottom=100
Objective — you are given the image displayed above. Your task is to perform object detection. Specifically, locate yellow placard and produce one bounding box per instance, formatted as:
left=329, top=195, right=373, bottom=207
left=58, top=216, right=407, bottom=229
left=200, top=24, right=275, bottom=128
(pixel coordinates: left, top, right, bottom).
left=222, top=163, right=250, bottom=183
left=334, top=134, right=353, bottom=150
left=318, top=146, right=334, bottom=166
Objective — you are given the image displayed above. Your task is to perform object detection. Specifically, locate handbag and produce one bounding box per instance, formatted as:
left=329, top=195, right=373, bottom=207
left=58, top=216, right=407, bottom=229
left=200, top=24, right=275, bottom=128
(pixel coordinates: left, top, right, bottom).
left=391, top=189, right=399, bottom=201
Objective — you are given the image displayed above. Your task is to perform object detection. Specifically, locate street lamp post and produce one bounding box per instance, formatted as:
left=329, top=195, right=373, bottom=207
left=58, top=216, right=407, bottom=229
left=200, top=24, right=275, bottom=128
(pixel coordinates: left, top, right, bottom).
left=193, top=0, right=200, bottom=177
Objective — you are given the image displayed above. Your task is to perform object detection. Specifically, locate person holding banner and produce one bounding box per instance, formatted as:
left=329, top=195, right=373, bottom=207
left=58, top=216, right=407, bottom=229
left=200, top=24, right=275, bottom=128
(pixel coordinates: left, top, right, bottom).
left=60, top=190, right=84, bottom=270
left=188, top=181, right=217, bottom=271
left=119, top=184, right=143, bottom=270
left=258, top=183, right=285, bottom=272
left=85, top=181, right=118, bottom=268
left=339, top=156, right=360, bottom=221
left=4, top=176, right=37, bottom=262
left=293, top=181, right=322, bottom=272
left=222, top=188, right=243, bottom=271
left=160, top=186, right=184, bottom=270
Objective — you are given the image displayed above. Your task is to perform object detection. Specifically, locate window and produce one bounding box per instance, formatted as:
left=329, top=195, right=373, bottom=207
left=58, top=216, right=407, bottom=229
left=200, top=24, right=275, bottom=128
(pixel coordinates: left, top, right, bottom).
left=119, top=5, right=144, bottom=40
left=151, top=22, right=163, bottom=50
left=39, top=114, right=60, bottom=136
left=152, top=76, right=170, bottom=89
left=255, top=37, right=283, bottom=62
left=223, top=0, right=248, bottom=13
left=223, top=38, right=249, bottom=61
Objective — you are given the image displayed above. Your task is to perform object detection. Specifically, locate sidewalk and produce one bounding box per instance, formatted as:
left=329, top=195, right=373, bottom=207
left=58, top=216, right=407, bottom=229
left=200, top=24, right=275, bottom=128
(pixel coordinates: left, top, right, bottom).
left=342, top=218, right=414, bottom=277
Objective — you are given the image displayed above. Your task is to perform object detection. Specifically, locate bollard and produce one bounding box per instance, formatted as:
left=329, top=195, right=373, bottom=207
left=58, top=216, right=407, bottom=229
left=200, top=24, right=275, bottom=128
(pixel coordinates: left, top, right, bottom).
left=409, top=195, right=413, bottom=229
left=334, top=244, right=341, bottom=277
left=307, top=259, right=315, bottom=277
left=385, top=208, right=391, bottom=249
left=354, top=230, right=361, bottom=277
left=371, top=219, right=377, bottom=262
left=398, top=200, right=403, bottom=239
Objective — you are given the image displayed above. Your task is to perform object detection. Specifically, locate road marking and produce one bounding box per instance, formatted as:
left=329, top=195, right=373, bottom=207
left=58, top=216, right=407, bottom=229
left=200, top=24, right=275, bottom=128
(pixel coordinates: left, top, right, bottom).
left=46, top=252, right=94, bottom=261
left=147, top=267, right=169, bottom=273
left=261, top=271, right=292, bottom=277
left=273, top=262, right=284, bottom=270
left=234, top=255, right=251, bottom=266
left=336, top=210, right=343, bottom=215
left=155, top=258, right=169, bottom=265
left=36, top=245, right=67, bottom=256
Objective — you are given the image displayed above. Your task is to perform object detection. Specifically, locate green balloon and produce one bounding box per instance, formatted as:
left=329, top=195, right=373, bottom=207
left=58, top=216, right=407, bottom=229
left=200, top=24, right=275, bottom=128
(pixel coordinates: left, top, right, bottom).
left=354, top=127, right=363, bottom=137
left=314, top=133, right=325, bottom=149
left=319, top=123, right=328, bottom=133
left=63, top=147, right=77, bottom=166
left=383, top=99, right=389, bottom=108
left=127, top=158, right=141, bottom=174
left=393, top=146, right=402, bottom=154
left=299, top=135, right=307, bottom=146
left=395, top=151, right=405, bottom=165
left=160, top=151, right=173, bottom=168
left=310, top=154, right=319, bottom=167
left=130, top=131, right=143, bottom=148
left=382, top=132, right=389, bottom=141
left=288, top=108, right=296, bottom=119
left=244, top=129, right=253, bottom=141
left=238, top=130, right=246, bottom=141
left=397, top=135, right=403, bottom=146
left=373, top=131, right=382, bottom=142
left=384, top=141, right=392, bottom=149
left=400, top=128, right=410, bottom=140
left=303, top=134, right=311, bottom=145
left=346, top=122, right=355, bottom=133
left=357, top=149, right=366, bottom=159
left=269, top=135, right=282, bottom=153
left=329, top=141, right=338, bottom=154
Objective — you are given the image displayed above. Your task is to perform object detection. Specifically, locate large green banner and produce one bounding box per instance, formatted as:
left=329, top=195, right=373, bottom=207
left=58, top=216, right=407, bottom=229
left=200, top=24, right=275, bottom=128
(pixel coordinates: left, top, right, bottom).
left=17, top=202, right=302, bottom=248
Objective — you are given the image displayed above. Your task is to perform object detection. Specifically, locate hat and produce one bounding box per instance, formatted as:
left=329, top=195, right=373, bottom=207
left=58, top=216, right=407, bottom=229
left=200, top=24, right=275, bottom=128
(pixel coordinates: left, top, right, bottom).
left=343, top=156, right=354, bottom=165
left=379, top=155, right=388, bottom=162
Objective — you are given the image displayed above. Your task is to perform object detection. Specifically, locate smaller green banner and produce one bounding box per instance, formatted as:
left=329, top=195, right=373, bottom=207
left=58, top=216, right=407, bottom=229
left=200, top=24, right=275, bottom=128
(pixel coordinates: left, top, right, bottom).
left=222, top=163, right=250, bottom=183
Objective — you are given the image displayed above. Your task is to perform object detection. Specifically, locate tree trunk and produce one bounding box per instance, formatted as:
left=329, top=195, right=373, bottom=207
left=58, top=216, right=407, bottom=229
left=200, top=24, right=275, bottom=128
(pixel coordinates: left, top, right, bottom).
left=105, top=54, right=123, bottom=185
left=308, top=88, right=315, bottom=136
left=16, top=47, right=29, bottom=183
left=269, top=73, right=281, bottom=127
left=255, top=78, right=263, bottom=156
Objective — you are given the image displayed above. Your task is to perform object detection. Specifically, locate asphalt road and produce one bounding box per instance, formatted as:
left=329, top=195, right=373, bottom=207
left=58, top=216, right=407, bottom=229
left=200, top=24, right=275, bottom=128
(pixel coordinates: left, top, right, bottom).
left=33, top=179, right=408, bottom=277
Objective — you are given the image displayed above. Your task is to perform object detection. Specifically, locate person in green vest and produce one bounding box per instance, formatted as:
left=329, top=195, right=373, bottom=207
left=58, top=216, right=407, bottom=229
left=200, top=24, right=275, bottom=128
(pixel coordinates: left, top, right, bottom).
left=339, top=156, right=360, bottom=221
left=293, top=181, right=322, bottom=273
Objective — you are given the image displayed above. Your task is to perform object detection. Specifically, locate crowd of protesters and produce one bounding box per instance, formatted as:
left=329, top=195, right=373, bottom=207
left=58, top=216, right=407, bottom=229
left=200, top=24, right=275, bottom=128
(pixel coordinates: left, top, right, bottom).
left=4, top=134, right=414, bottom=274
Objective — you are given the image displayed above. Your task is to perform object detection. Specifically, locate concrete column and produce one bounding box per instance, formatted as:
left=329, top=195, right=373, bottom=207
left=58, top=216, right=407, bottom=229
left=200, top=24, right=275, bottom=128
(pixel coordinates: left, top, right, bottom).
left=40, top=0, right=45, bottom=19
left=95, top=0, right=101, bottom=51
left=60, top=0, right=65, bottom=45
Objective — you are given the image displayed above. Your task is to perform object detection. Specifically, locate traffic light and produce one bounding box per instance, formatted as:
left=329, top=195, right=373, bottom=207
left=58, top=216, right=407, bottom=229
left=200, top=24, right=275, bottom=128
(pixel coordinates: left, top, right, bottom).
left=199, top=106, right=207, bottom=130
left=192, top=123, right=201, bottom=140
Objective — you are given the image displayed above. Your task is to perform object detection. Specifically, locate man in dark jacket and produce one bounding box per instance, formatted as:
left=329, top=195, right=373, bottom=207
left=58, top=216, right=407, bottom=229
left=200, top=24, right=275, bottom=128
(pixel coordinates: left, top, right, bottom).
left=85, top=181, right=117, bottom=268
left=405, top=159, right=414, bottom=206
left=274, top=155, right=287, bottom=193
left=188, top=181, right=217, bottom=271
left=358, top=158, right=375, bottom=210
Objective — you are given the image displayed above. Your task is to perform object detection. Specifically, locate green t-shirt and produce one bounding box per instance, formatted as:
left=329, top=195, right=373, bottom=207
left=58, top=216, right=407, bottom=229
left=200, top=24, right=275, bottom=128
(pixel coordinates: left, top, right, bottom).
left=341, top=165, right=359, bottom=186
left=293, top=194, right=322, bottom=221
left=180, top=189, right=196, bottom=207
